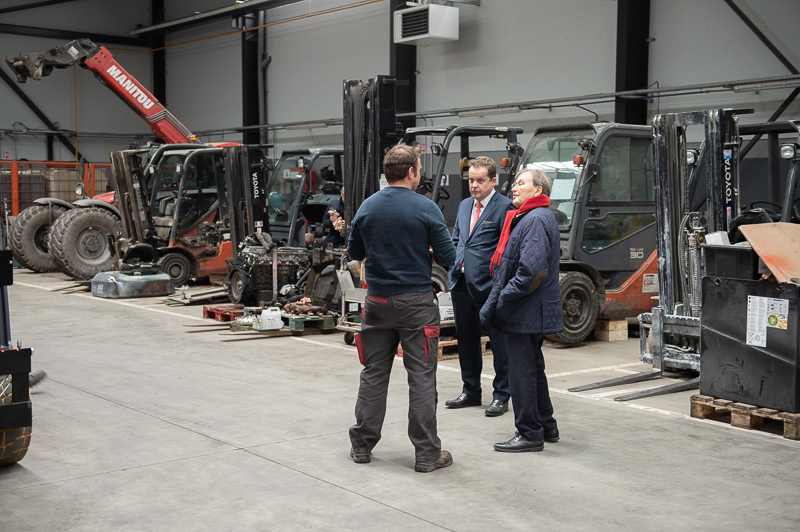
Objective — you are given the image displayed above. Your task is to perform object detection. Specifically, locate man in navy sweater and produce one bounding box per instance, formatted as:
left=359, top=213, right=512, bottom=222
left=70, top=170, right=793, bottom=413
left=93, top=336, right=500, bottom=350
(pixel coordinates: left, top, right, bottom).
left=445, top=157, right=514, bottom=416
left=347, top=144, right=456, bottom=473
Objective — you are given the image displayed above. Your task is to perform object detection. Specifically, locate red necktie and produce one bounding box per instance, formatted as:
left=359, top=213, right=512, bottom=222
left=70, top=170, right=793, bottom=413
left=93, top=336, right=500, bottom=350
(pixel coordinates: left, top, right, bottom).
left=469, top=201, right=482, bottom=236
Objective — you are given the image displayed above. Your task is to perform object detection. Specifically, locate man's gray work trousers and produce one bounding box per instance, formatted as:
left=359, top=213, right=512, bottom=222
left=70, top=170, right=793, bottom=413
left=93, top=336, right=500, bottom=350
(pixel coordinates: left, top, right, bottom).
left=349, top=290, right=442, bottom=461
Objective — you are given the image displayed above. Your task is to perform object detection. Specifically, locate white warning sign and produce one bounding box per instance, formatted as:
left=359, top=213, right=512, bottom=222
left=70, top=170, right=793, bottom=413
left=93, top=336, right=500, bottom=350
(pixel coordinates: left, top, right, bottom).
left=642, top=273, right=658, bottom=293
left=746, top=295, right=767, bottom=347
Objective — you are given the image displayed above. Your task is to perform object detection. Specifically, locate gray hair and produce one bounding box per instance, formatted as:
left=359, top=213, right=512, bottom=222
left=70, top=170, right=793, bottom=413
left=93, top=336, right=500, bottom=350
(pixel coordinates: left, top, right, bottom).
left=516, top=169, right=551, bottom=197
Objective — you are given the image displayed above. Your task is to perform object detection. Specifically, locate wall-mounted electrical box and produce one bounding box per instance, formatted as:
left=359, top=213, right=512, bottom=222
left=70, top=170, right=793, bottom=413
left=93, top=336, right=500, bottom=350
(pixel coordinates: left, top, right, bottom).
left=393, top=4, right=459, bottom=45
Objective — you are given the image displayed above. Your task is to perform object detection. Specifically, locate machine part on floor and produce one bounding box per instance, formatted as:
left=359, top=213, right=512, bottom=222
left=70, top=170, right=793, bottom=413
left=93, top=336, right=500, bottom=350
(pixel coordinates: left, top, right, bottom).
left=9, top=203, right=67, bottom=272
left=0, top=246, right=33, bottom=467
left=49, top=206, right=123, bottom=279
left=571, top=109, right=800, bottom=400
left=28, top=370, right=46, bottom=389
left=91, top=270, right=174, bottom=298
left=162, top=286, right=228, bottom=305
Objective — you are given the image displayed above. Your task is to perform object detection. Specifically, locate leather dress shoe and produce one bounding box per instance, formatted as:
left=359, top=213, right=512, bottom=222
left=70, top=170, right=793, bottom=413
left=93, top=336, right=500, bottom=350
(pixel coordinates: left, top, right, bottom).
left=445, top=393, right=481, bottom=409
left=544, top=428, right=560, bottom=443
left=484, top=399, right=508, bottom=417
left=494, top=433, right=544, bottom=453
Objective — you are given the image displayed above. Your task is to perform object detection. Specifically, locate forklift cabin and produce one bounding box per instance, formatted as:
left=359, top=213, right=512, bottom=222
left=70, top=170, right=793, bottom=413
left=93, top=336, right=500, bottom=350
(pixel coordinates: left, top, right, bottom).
left=266, top=149, right=344, bottom=247
left=110, top=144, right=230, bottom=285
left=401, top=125, right=524, bottom=223
left=516, top=122, right=658, bottom=343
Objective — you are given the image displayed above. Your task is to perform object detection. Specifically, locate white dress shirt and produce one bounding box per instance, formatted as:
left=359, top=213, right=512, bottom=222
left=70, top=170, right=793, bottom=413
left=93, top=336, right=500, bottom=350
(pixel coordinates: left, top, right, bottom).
left=469, top=188, right=495, bottom=229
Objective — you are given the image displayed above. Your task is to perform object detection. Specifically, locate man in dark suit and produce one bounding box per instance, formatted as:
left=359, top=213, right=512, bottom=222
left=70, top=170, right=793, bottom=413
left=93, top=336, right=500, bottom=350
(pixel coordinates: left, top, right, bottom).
left=445, top=156, right=514, bottom=416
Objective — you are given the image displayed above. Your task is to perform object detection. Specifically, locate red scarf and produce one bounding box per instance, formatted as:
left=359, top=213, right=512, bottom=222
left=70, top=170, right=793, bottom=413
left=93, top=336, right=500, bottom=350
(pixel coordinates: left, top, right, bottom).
left=490, top=195, right=550, bottom=276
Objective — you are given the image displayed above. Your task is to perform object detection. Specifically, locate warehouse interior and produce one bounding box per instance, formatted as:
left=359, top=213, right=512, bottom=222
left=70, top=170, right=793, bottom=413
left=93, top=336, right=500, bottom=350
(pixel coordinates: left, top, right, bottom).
left=1, top=1, right=800, bottom=530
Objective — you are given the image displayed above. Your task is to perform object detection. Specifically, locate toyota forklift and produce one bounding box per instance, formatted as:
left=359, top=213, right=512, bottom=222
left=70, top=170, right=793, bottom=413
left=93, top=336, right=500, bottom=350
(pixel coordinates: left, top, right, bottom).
left=514, top=122, right=659, bottom=343
left=223, top=146, right=348, bottom=306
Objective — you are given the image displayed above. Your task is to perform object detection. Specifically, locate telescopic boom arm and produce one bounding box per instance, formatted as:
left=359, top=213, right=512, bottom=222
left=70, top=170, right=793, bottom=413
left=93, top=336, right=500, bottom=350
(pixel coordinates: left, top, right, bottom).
left=6, top=39, right=196, bottom=145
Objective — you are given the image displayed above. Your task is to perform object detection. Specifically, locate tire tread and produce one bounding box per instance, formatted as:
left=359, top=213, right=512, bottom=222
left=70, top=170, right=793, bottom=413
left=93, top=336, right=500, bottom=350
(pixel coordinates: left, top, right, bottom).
left=49, top=207, right=122, bottom=279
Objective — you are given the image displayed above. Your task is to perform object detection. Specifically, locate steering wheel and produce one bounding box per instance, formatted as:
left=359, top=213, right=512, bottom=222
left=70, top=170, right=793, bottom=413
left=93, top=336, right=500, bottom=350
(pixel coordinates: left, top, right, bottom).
left=417, top=177, right=434, bottom=194
left=436, top=187, right=450, bottom=200
left=552, top=209, right=568, bottom=225
left=268, top=191, right=286, bottom=214
left=749, top=201, right=782, bottom=215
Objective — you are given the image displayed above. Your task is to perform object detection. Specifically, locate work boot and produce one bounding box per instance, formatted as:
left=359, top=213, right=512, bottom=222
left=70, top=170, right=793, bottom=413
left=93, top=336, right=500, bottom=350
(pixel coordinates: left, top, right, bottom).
left=350, top=448, right=371, bottom=464
left=414, top=450, right=453, bottom=473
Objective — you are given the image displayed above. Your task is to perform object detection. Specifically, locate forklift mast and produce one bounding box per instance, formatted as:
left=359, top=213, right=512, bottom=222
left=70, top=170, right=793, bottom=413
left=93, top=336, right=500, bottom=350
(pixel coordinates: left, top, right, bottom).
left=6, top=39, right=196, bottom=145
left=223, top=145, right=271, bottom=258
left=342, top=75, right=403, bottom=238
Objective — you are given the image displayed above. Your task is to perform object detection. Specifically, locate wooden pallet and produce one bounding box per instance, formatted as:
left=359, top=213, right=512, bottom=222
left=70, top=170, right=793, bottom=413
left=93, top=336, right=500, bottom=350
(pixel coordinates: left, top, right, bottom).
left=203, top=304, right=245, bottom=322
left=281, top=312, right=336, bottom=332
left=690, top=394, right=800, bottom=440
left=398, top=336, right=492, bottom=361
left=594, top=319, right=628, bottom=342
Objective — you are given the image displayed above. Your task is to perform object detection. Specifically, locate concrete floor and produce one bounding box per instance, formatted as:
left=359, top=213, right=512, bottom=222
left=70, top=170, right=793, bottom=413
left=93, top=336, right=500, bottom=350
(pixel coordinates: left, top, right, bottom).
left=1, top=269, right=799, bottom=531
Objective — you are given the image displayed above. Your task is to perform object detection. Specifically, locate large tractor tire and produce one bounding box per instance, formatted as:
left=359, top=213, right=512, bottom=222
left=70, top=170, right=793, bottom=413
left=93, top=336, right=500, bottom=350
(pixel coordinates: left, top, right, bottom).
left=9, top=204, right=67, bottom=272
left=158, top=252, right=193, bottom=287
left=546, top=271, right=602, bottom=344
left=49, top=207, right=123, bottom=279
left=0, top=375, right=31, bottom=467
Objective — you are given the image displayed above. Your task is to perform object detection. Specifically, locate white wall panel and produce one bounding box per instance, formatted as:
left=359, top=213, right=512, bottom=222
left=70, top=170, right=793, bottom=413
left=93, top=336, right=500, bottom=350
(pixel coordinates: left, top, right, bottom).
left=163, top=22, right=242, bottom=143
left=264, top=0, right=388, bottom=153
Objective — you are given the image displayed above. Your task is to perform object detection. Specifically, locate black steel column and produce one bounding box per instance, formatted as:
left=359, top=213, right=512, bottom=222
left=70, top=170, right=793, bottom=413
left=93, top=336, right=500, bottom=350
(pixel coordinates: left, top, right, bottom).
left=150, top=0, right=166, bottom=105
left=241, top=13, right=260, bottom=145
left=614, top=0, right=650, bottom=124
left=389, top=0, right=416, bottom=129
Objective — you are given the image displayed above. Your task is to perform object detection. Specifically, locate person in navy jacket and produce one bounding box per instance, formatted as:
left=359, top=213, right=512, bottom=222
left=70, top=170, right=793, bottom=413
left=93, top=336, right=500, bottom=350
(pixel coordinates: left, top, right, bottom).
left=445, top=157, right=515, bottom=416
left=480, top=168, right=565, bottom=452
left=347, top=145, right=457, bottom=473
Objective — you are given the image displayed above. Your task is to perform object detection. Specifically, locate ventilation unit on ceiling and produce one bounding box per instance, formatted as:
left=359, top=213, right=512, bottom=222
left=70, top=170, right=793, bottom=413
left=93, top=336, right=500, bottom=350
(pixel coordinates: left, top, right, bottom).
left=393, top=4, right=459, bottom=45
